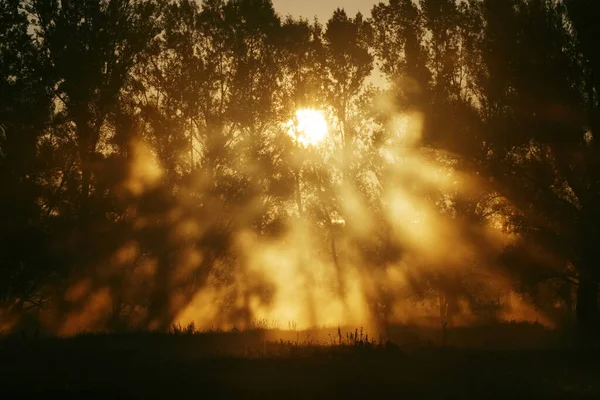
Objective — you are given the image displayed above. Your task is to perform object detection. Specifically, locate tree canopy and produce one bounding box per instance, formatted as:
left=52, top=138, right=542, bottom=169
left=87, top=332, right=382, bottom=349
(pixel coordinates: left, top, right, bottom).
left=1, top=0, right=599, bottom=334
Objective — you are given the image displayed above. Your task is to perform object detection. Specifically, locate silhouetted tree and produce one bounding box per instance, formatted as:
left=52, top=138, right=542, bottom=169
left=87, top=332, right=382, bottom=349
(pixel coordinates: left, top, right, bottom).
left=0, top=0, right=54, bottom=316
left=3, top=0, right=600, bottom=334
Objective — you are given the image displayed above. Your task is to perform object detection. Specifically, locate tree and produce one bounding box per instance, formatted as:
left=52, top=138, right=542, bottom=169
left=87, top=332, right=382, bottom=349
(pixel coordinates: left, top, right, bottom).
left=324, top=8, right=373, bottom=162
left=0, top=0, right=54, bottom=317
left=29, top=0, right=160, bottom=224
left=371, top=0, right=430, bottom=110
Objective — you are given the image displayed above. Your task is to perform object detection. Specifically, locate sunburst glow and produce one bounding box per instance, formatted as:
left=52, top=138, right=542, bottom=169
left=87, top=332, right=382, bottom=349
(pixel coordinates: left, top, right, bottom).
left=287, top=108, right=328, bottom=146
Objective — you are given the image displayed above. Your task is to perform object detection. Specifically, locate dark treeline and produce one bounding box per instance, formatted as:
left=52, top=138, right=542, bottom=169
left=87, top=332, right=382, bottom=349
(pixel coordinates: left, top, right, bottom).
left=1, top=0, right=599, bottom=335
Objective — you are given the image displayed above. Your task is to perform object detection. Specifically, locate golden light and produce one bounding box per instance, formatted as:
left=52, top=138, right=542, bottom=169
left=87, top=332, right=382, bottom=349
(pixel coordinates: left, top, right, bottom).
left=287, top=108, right=328, bottom=147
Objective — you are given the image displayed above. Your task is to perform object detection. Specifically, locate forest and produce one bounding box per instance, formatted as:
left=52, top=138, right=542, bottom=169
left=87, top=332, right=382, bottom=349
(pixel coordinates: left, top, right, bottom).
left=1, top=0, right=600, bottom=339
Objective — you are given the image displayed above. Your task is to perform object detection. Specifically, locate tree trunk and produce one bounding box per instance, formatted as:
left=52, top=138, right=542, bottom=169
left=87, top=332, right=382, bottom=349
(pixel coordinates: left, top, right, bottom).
left=439, top=291, right=459, bottom=326
left=145, top=249, right=172, bottom=332
left=576, top=274, right=599, bottom=327
left=77, top=126, right=92, bottom=228
left=294, top=168, right=303, bottom=216
left=330, top=234, right=345, bottom=298
left=81, top=163, right=91, bottom=221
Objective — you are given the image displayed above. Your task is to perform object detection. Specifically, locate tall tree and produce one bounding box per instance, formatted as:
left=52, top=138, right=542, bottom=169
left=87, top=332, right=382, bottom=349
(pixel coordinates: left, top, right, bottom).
left=29, top=0, right=159, bottom=224
left=0, top=0, right=54, bottom=316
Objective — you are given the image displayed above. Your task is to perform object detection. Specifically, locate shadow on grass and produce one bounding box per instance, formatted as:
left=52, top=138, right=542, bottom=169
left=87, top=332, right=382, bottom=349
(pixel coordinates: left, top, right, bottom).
left=1, top=322, right=599, bottom=398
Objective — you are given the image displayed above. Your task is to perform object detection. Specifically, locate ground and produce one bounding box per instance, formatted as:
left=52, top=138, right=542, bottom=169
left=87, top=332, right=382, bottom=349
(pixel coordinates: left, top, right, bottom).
left=1, top=323, right=599, bottom=398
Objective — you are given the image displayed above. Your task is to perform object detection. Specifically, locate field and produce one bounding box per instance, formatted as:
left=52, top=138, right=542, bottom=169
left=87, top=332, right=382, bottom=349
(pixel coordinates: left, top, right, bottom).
left=2, top=322, right=600, bottom=398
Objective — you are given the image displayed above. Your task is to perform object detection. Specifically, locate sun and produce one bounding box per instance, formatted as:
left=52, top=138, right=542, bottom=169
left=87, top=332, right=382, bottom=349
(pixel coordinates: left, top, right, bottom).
left=287, top=108, right=328, bottom=147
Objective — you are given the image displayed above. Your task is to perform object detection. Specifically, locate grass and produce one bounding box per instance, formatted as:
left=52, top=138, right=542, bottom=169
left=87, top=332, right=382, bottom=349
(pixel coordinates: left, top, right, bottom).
left=1, top=322, right=600, bottom=398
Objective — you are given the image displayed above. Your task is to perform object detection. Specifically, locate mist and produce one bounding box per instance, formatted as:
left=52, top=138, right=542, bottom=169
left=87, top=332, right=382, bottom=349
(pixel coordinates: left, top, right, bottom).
left=1, top=0, right=594, bottom=337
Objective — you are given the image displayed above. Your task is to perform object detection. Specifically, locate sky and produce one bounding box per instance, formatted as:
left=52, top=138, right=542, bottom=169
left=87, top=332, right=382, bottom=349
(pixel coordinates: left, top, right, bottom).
left=271, top=0, right=387, bottom=87
left=272, top=0, right=379, bottom=22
